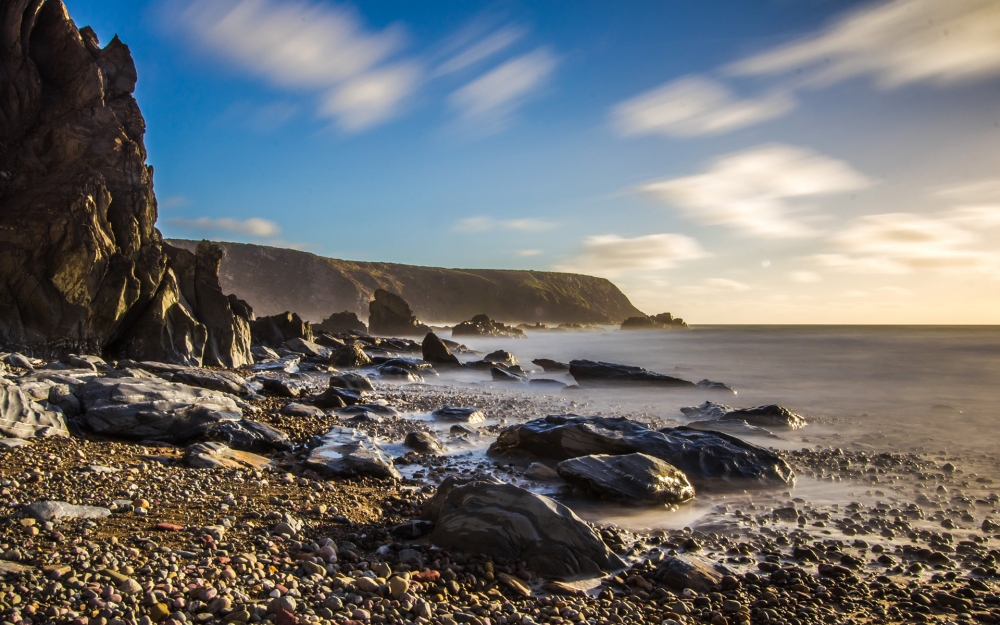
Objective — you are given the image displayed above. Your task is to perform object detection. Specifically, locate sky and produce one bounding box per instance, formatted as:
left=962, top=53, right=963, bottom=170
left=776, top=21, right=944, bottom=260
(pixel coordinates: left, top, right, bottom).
left=65, top=0, right=1000, bottom=324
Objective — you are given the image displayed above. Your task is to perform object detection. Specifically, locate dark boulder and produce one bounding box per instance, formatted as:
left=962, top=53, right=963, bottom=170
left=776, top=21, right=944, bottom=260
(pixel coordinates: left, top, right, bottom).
left=654, top=555, right=731, bottom=592
left=378, top=365, right=423, bottom=382
left=368, top=289, right=430, bottom=337
left=327, top=372, right=374, bottom=392
left=491, top=367, right=525, bottom=383
left=452, top=314, right=524, bottom=338
left=259, top=377, right=308, bottom=398
left=0, top=381, right=69, bottom=439
left=432, top=406, right=485, bottom=424
left=203, top=418, right=293, bottom=453
left=251, top=312, right=312, bottom=348
left=404, top=431, right=445, bottom=454
left=422, top=476, right=626, bottom=579
left=488, top=415, right=794, bottom=491
left=421, top=333, right=460, bottom=367
left=315, top=311, right=367, bottom=335
left=314, top=386, right=365, bottom=407
left=330, top=343, right=371, bottom=367
left=620, top=312, right=688, bottom=330
left=306, top=427, right=400, bottom=480
left=681, top=401, right=806, bottom=429
left=532, top=359, right=569, bottom=372
left=556, top=453, right=695, bottom=505
left=569, top=360, right=696, bottom=388
left=171, top=368, right=250, bottom=396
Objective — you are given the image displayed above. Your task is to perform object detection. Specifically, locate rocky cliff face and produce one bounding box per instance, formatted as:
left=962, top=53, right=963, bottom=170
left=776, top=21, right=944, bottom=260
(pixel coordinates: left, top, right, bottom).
left=166, top=241, right=645, bottom=325
left=0, top=1, right=249, bottom=365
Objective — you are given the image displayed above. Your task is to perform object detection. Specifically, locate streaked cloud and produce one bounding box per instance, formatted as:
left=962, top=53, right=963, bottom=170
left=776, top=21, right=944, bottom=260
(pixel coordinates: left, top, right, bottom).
left=729, top=0, right=1000, bottom=89
left=789, top=271, right=822, bottom=283
left=449, top=48, right=557, bottom=130
left=612, top=76, right=796, bottom=137
left=642, top=143, right=871, bottom=238
left=556, top=233, right=708, bottom=276
left=176, top=0, right=416, bottom=131
left=516, top=249, right=542, bottom=257
left=168, top=216, right=281, bottom=238
left=160, top=196, right=191, bottom=209
left=678, top=278, right=752, bottom=295
left=453, top=216, right=556, bottom=233
left=435, top=25, right=525, bottom=77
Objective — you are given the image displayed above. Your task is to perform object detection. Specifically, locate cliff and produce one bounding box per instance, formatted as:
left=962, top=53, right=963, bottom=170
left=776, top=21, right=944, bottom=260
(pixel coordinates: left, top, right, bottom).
left=166, top=241, right=644, bottom=325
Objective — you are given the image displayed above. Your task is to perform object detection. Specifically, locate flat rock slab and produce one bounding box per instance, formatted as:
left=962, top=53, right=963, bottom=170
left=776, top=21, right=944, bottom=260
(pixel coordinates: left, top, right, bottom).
left=568, top=360, right=696, bottom=388
left=24, top=501, right=112, bottom=521
left=432, top=406, right=485, bottom=424
left=204, top=419, right=293, bottom=453
left=532, top=359, right=569, bottom=372
left=0, top=561, right=33, bottom=576
left=186, top=442, right=271, bottom=470
left=422, top=477, right=626, bottom=579
left=681, top=401, right=806, bottom=429
left=78, top=377, right=242, bottom=444
left=284, top=338, right=330, bottom=359
left=489, top=415, right=793, bottom=492
left=306, top=427, right=401, bottom=480
left=171, top=368, right=250, bottom=396
left=0, top=438, right=29, bottom=449
left=654, top=554, right=732, bottom=593
left=556, top=453, right=695, bottom=505
left=0, top=381, right=69, bottom=439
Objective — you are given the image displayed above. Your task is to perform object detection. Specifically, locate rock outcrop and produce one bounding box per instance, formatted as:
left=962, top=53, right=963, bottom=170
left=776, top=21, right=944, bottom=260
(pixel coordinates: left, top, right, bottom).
left=0, top=2, right=251, bottom=366
left=621, top=312, right=688, bottom=330
left=421, top=333, right=460, bottom=367
left=681, top=401, right=807, bottom=429
left=452, top=314, right=524, bottom=338
left=306, top=427, right=400, bottom=480
left=368, top=290, right=430, bottom=337
left=0, top=380, right=69, bottom=439
left=569, top=360, right=697, bottom=388
left=314, top=311, right=367, bottom=334
left=556, top=453, right=695, bottom=505
left=251, top=312, right=312, bottom=348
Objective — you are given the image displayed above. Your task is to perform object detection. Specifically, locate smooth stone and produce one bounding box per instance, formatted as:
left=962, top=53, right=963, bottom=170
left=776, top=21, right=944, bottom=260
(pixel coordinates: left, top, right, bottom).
left=556, top=453, right=695, bottom=505
left=432, top=406, right=485, bottom=424
left=421, top=333, right=460, bottom=367
left=281, top=402, right=326, bottom=418
left=186, top=441, right=271, bottom=470
left=24, top=501, right=112, bottom=521
left=171, top=368, right=251, bottom=396
left=404, top=431, right=445, bottom=454
left=532, top=358, right=569, bottom=372
left=327, top=372, right=374, bottom=392
left=306, top=427, right=401, bottom=479
left=491, top=366, right=525, bottom=383
left=283, top=338, right=329, bottom=359
left=204, top=418, right=293, bottom=453
left=681, top=401, right=806, bottom=429
left=569, top=359, right=696, bottom=388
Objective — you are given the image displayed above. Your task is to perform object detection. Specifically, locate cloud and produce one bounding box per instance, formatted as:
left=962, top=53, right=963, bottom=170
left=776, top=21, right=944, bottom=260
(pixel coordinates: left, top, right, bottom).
left=556, top=233, right=708, bottom=276
left=449, top=48, right=557, bottom=129
left=435, top=25, right=525, bottom=77
left=453, top=216, right=556, bottom=233
left=729, top=0, right=1000, bottom=89
left=810, top=212, right=1000, bottom=274
left=677, top=278, right=752, bottom=295
left=160, top=196, right=191, bottom=209
left=611, top=76, right=796, bottom=138
left=176, top=0, right=416, bottom=131
left=789, top=271, right=822, bottom=283
left=516, top=249, right=542, bottom=257
left=168, top=216, right=281, bottom=238
left=641, top=143, right=872, bottom=238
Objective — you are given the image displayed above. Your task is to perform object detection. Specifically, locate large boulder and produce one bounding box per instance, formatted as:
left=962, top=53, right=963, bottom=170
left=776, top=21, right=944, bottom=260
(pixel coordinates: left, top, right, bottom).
left=432, top=406, right=485, bottom=424
left=315, top=311, right=367, bottom=334
left=368, top=290, right=430, bottom=337
left=203, top=419, right=292, bottom=453
left=251, top=312, right=312, bottom=348
left=681, top=401, right=807, bottom=429
left=620, top=312, right=688, bottom=330
left=556, top=453, right=695, bottom=505
left=421, top=476, right=626, bottom=579
left=0, top=381, right=69, bottom=439
left=170, top=368, right=250, bottom=396
left=77, top=376, right=242, bottom=443
left=488, top=415, right=793, bottom=491
left=532, top=359, right=569, bottom=372
left=452, top=314, right=524, bottom=338
left=306, top=427, right=400, bottom=479
left=331, top=343, right=371, bottom=367
left=421, top=333, right=460, bottom=367
left=568, top=360, right=696, bottom=388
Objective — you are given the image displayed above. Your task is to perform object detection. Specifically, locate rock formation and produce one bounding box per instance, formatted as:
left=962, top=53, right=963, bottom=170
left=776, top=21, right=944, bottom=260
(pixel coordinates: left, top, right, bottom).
left=250, top=312, right=312, bottom=348
left=452, top=314, right=525, bottom=338
left=314, top=310, right=366, bottom=334
left=621, top=312, right=688, bottom=330
left=0, top=1, right=250, bottom=366
left=368, top=289, right=430, bottom=337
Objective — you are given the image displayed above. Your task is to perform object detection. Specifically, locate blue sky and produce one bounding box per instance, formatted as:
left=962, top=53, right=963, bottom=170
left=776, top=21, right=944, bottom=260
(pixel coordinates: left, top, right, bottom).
left=66, top=0, right=1000, bottom=323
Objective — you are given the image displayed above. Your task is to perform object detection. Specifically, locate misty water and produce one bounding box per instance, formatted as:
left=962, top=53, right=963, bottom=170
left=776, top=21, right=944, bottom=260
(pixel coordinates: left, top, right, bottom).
left=397, top=325, right=1000, bottom=533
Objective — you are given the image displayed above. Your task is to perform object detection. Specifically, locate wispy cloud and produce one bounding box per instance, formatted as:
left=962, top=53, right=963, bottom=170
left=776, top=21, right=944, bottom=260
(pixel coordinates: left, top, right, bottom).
left=612, top=76, right=796, bottom=138
left=449, top=48, right=557, bottom=131
left=555, top=233, right=708, bottom=276
left=435, top=25, right=525, bottom=77
left=789, top=270, right=822, bottom=283
left=160, top=196, right=191, bottom=209
left=453, top=216, right=556, bottom=233
left=168, top=216, right=281, bottom=238
left=677, top=278, right=752, bottom=295
left=516, top=249, right=542, bottom=257
left=729, top=0, right=1000, bottom=89
left=175, top=0, right=416, bottom=131
left=641, top=143, right=871, bottom=238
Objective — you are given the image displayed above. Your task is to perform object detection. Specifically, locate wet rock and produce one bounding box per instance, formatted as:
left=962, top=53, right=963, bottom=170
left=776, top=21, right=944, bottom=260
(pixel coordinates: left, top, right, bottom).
left=185, top=441, right=271, bottom=470
left=569, top=360, right=696, bottom=388
left=78, top=377, right=242, bottom=443
left=491, top=367, right=525, bottom=383
left=697, top=379, right=737, bottom=394
left=422, top=476, right=626, bottom=578
left=452, top=314, right=524, bottom=338
left=314, top=332, right=346, bottom=349
left=204, top=419, right=293, bottom=453
left=525, top=462, right=561, bottom=480
left=556, top=453, right=695, bottom=505
left=489, top=415, right=794, bottom=491
left=283, top=338, right=329, bottom=359
left=315, top=386, right=365, bottom=408
left=379, top=365, right=423, bottom=382
left=422, top=333, right=460, bottom=367
left=251, top=312, right=312, bottom=348
left=404, top=431, right=445, bottom=454
left=280, top=402, right=326, bottom=418
left=338, top=404, right=399, bottom=417
left=368, top=290, right=430, bottom=337
left=251, top=345, right=280, bottom=361
left=686, top=420, right=778, bottom=439
left=306, top=427, right=401, bottom=479
left=654, top=555, right=730, bottom=592
left=529, top=378, right=567, bottom=389
left=0, top=380, right=69, bottom=438
left=681, top=401, right=806, bottom=429
left=331, top=343, right=372, bottom=368
left=259, top=376, right=309, bottom=398
left=432, top=406, right=485, bottom=424
left=171, top=368, right=251, bottom=396
left=532, top=358, right=569, bottom=372
left=327, top=372, right=374, bottom=392
left=24, top=501, right=111, bottom=521
left=315, top=311, right=367, bottom=335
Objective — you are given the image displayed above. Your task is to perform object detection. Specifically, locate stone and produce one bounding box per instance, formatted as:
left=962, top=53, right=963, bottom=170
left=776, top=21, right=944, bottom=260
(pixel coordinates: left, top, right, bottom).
left=489, top=415, right=794, bottom=491
left=327, top=372, right=374, bottom=392
left=432, top=406, right=485, bottom=424
left=452, top=314, right=524, bottom=338
left=251, top=345, right=280, bottom=361
left=529, top=378, right=567, bottom=390
left=281, top=402, right=326, bottom=418
left=338, top=404, right=399, bottom=417
left=532, top=359, right=569, bottom=372
left=251, top=312, right=312, bottom=348
left=185, top=442, right=270, bottom=470
left=368, top=289, right=430, bottom=337
left=306, top=427, right=401, bottom=479
left=63, top=354, right=109, bottom=371
left=422, top=476, right=626, bottom=578
left=313, top=332, right=345, bottom=349
left=171, top=368, right=250, bottom=396
left=331, top=343, right=372, bottom=367
left=4, top=353, right=34, bottom=370
left=23, top=501, right=111, bottom=521
left=47, top=383, right=82, bottom=417
left=620, top=313, right=688, bottom=330
left=284, top=338, right=329, bottom=359
left=556, top=453, right=695, bottom=505
left=378, top=365, right=422, bottom=382
left=315, top=311, right=367, bottom=334
left=204, top=419, right=293, bottom=453
left=0, top=380, right=69, bottom=439
left=681, top=401, right=806, bottom=429
left=404, top=431, right=445, bottom=454
left=697, top=379, right=737, bottom=394
left=115, top=269, right=208, bottom=366
left=78, top=376, right=242, bottom=443
left=525, top=462, right=560, bottom=480
left=388, top=576, right=409, bottom=599
left=421, top=332, right=461, bottom=367
left=0, top=438, right=29, bottom=449
left=568, top=360, right=696, bottom=388
left=314, top=386, right=365, bottom=408
left=259, top=376, right=308, bottom=398
left=491, top=367, right=525, bottom=383
left=654, top=555, right=731, bottom=593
